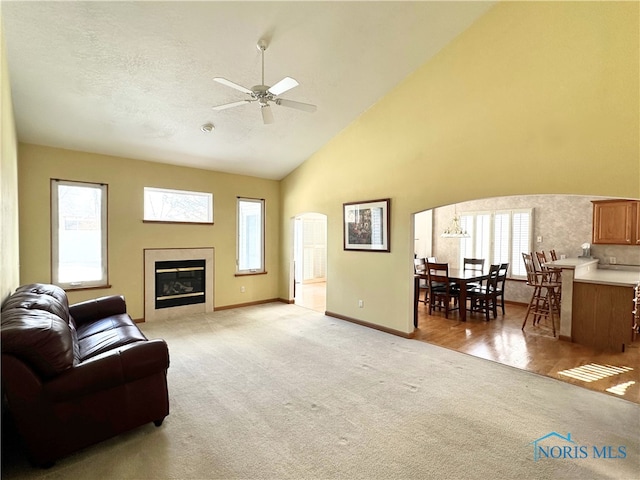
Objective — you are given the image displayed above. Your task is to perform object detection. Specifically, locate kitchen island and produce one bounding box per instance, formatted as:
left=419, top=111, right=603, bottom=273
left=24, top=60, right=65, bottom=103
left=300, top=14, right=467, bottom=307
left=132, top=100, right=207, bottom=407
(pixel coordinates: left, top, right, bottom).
left=546, top=258, right=640, bottom=351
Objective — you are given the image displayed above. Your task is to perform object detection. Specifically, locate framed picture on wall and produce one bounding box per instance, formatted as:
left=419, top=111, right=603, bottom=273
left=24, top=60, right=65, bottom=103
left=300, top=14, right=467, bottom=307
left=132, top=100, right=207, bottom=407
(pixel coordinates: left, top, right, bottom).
left=343, top=198, right=390, bottom=252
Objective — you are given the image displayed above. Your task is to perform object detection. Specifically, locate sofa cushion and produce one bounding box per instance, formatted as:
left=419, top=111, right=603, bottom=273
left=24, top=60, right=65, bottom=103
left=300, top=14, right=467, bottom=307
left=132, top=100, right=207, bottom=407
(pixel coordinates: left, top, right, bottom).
left=76, top=314, right=140, bottom=340
left=13, top=283, right=69, bottom=312
left=1, top=292, right=70, bottom=324
left=1, top=308, right=74, bottom=379
left=78, top=325, right=147, bottom=361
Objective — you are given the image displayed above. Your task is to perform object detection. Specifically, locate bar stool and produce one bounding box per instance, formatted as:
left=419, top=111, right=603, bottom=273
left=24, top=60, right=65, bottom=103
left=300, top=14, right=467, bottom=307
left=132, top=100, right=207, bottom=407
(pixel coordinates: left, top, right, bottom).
left=522, top=253, right=562, bottom=336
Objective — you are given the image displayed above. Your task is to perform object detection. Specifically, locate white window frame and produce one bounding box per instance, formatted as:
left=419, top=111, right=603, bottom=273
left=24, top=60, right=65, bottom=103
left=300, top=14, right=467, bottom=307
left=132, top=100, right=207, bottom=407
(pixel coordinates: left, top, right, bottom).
left=51, top=179, right=108, bottom=289
left=459, top=208, right=533, bottom=279
left=143, top=187, right=213, bottom=224
left=236, top=197, right=265, bottom=275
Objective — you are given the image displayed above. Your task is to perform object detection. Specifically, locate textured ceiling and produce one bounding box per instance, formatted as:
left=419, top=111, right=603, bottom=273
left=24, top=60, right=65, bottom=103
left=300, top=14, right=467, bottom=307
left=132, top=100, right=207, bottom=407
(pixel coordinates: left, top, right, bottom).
left=2, top=1, right=494, bottom=180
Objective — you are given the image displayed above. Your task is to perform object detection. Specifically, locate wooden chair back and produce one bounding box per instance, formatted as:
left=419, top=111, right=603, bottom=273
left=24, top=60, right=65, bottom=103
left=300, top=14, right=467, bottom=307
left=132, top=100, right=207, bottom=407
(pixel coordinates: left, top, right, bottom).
left=463, top=258, right=484, bottom=273
left=485, top=264, right=501, bottom=292
left=426, top=261, right=459, bottom=318
left=522, top=253, right=540, bottom=286
left=426, top=261, right=449, bottom=285
left=536, top=252, right=547, bottom=271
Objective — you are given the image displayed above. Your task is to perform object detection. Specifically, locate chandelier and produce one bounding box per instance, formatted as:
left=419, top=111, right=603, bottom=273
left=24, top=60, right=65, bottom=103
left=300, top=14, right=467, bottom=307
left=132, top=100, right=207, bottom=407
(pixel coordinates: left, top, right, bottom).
left=441, top=215, right=470, bottom=238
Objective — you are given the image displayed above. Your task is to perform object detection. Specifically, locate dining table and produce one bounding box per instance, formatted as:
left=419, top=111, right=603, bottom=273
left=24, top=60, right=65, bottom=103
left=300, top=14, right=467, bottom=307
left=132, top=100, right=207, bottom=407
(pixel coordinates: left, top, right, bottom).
left=414, top=267, right=488, bottom=327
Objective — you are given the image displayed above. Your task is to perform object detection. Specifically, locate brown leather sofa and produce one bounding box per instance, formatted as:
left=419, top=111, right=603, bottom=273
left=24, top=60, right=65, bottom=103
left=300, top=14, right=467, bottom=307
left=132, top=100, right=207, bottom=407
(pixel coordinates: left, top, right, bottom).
left=1, top=283, right=170, bottom=467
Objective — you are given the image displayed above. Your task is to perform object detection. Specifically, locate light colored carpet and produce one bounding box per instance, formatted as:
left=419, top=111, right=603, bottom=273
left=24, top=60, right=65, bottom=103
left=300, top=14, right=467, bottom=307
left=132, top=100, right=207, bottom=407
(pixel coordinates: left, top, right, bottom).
left=3, top=303, right=639, bottom=479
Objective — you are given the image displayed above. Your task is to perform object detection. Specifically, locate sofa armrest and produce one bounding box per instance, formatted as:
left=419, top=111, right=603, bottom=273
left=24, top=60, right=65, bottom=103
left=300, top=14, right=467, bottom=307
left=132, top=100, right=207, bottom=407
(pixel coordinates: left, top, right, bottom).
left=44, top=339, right=169, bottom=402
left=69, top=295, right=127, bottom=325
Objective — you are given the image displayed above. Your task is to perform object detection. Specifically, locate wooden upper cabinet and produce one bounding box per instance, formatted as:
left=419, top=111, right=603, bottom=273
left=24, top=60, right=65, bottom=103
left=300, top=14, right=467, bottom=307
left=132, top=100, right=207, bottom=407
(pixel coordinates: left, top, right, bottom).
left=592, top=200, right=638, bottom=245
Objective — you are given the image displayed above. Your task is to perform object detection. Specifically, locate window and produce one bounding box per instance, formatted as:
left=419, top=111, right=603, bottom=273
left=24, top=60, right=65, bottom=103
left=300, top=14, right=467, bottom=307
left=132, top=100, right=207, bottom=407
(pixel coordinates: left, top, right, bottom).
left=459, top=209, right=533, bottom=278
left=237, top=197, right=265, bottom=274
left=51, top=179, right=108, bottom=289
left=144, top=187, right=213, bottom=223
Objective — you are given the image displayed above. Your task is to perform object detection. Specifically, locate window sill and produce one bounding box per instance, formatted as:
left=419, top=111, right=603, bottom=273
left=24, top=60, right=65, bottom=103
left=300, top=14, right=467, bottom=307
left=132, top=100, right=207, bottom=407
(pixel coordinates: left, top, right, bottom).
left=235, top=271, right=268, bottom=277
left=62, top=284, right=112, bottom=292
left=143, top=220, right=214, bottom=225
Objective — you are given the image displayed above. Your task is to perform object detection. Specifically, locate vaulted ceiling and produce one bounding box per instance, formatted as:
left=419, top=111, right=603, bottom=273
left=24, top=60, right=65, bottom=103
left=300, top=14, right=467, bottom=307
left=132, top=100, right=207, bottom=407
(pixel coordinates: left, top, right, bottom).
left=2, top=1, right=494, bottom=180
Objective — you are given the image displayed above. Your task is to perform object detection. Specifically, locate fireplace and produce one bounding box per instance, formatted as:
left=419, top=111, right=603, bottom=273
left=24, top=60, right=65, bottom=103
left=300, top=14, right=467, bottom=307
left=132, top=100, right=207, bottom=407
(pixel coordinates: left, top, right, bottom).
left=144, top=248, right=214, bottom=321
left=155, top=259, right=205, bottom=309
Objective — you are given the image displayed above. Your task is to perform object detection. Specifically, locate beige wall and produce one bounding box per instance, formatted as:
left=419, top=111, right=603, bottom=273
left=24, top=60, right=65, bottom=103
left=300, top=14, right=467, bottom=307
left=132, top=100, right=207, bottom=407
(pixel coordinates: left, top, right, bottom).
left=0, top=19, right=20, bottom=303
left=18, top=144, right=280, bottom=319
left=279, top=2, right=640, bottom=334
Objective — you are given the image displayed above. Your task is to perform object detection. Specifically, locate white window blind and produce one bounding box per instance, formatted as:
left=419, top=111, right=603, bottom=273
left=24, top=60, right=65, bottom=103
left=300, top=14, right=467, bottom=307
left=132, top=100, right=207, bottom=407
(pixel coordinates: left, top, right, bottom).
left=511, top=211, right=532, bottom=277
left=458, top=209, right=533, bottom=279
left=493, top=212, right=511, bottom=265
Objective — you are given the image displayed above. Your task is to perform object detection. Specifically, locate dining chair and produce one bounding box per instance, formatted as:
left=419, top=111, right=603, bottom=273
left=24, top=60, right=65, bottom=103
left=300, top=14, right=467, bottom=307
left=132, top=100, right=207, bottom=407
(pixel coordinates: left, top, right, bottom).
left=495, top=263, right=509, bottom=315
left=549, top=249, right=558, bottom=261
left=463, top=258, right=484, bottom=272
left=467, top=264, right=500, bottom=321
left=463, top=258, right=485, bottom=289
left=414, top=258, right=428, bottom=305
left=521, top=253, right=562, bottom=336
left=426, top=262, right=459, bottom=319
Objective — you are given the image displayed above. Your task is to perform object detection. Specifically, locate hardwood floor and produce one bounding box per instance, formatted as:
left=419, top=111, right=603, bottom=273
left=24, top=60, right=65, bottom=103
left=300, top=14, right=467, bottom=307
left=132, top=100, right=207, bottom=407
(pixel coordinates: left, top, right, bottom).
left=294, top=281, right=326, bottom=313
left=415, top=301, right=639, bottom=404
left=295, top=282, right=639, bottom=404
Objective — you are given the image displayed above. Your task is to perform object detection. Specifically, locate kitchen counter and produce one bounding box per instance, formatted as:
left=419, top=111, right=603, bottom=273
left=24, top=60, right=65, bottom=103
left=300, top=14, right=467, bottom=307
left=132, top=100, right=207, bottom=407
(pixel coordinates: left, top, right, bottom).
left=546, top=257, right=640, bottom=287
left=575, top=269, right=640, bottom=287
left=545, top=257, right=599, bottom=269
left=546, top=258, right=637, bottom=351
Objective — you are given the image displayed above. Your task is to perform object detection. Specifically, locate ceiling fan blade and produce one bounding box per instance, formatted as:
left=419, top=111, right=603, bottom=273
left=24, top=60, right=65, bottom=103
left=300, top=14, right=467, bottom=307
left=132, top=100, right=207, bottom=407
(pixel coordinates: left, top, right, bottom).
left=213, top=77, right=253, bottom=94
left=261, top=104, right=274, bottom=124
left=212, top=99, right=252, bottom=111
left=275, top=98, right=317, bottom=113
left=268, top=77, right=299, bottom=96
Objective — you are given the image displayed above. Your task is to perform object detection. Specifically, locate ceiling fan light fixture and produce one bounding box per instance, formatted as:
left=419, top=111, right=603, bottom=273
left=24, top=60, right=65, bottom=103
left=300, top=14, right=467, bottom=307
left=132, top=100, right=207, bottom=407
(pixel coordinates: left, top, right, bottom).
left=200, top=123, right=215, bottom=133
left=261, top=104, right=274, bottom=124
left=211, top=40, right=317, bottom=124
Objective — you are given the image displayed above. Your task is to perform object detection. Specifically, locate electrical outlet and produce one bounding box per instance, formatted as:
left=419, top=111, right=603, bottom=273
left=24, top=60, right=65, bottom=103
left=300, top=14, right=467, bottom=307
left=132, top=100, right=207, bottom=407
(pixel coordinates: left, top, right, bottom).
left=358, top=300, right=364, bottom=308
left=610, top=257, right=617, bottom=265
left=536, top=235, right=543, bottom=243
left=241, top=286, right=245, bottom=293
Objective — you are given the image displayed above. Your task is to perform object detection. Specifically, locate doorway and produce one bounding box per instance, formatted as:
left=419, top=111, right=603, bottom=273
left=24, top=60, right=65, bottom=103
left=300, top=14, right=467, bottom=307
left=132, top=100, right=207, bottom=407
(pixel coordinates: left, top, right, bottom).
left=293, top=213, right=327, bottom=313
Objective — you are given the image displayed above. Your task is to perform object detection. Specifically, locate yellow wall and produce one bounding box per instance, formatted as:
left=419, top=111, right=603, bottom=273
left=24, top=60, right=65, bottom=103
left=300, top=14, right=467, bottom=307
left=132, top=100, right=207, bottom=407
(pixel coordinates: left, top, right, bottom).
left=280, top=2, right=640, bottom=334
left=0, top=18, right=20, bottom=303
left=18, top=144, right=280, bottom=319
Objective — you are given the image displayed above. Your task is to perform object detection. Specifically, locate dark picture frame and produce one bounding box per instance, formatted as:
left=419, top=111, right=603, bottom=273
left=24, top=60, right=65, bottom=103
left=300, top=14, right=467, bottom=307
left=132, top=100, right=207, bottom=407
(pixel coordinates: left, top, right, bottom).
left=343, top=198, right=390, bottom=252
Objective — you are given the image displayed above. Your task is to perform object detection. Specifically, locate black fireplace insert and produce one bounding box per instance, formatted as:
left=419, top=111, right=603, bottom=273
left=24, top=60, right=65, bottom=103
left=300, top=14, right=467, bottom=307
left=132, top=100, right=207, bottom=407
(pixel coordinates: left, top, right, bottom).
left=155, top=259, right=206, bottom=309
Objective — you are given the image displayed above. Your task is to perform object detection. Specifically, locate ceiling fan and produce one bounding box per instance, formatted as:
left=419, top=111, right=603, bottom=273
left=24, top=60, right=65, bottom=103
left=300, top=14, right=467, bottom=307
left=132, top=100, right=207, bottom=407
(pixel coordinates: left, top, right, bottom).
left=212, top=39, right=317, bottom=124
